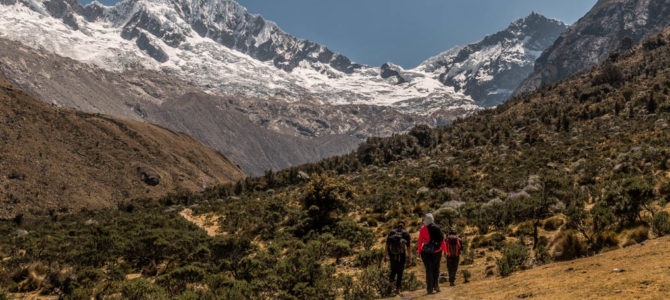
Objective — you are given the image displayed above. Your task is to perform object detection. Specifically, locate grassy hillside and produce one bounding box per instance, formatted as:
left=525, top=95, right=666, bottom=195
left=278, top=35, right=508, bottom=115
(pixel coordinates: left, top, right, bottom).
left=0, top=77, right=244, bottom=219
left=2, top=25, right=670, bottom=300
left=407, top=235, right=670, bottom=299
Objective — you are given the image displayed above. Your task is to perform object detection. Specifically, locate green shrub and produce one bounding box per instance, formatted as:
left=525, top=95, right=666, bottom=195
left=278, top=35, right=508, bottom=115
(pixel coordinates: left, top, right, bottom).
left=327, top=239, right=352, bottom=259
left=348, top=266, right=392, bottom=299
left=156, top=265, right=205, bottom=295
left=355, top=249, right=383, bottom=268
left=400, top=271, right=423, bottom=292
left=627, top=226, right=649, bottom=244
left=470, top=235, right=491, bottom=249
left=120, top=279, right=168, bottom=300
left=334, top=218, right=375, bottom=250
left=543, top=218, right=564, bottom=231
left=429, top=168, right=459, bottom=188
left=0, top=287, right=8, bottom=300
left=652, top=212, right=670, bottom=236
left=496, top=243, right=529, bottom=277
left=461, top=270, right=471, bottom=283
left=552, top=231, right=585, bottom=261
left=434, top=208, right=459, bottom=231
left=64, top=288, right=92, bottom=300
left=592, top=231, right=620, bottom=252
left=514, top=222, right=534, bottom=237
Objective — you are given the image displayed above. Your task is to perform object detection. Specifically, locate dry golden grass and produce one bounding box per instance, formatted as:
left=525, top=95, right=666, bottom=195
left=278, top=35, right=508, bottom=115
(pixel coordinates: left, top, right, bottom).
left=179, top=208, right=226, bottom=237
left=395, top=236, right=670, bottom=300
left=0, top=77, right=245, bottom=218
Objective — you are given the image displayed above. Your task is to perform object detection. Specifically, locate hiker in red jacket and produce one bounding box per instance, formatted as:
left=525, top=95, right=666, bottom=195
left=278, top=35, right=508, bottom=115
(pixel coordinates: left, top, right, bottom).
left=417, top=213, right=447, bottom=294
left=445, top=228, right=463, bottom=286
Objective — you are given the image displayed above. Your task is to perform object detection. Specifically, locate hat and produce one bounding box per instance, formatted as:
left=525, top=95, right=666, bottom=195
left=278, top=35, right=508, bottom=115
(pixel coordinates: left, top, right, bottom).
left=449, top=228, right=458, bottom=235
left=423, top=213, right=434, bottom=226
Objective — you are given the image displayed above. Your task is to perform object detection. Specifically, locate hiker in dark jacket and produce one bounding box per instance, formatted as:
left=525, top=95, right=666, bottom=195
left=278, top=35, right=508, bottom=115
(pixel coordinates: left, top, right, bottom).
left=384, top=220, right=412, bottom=294
left=445, top=228, right=463, bottom=286
left=417, top=213, right=446, bottom=294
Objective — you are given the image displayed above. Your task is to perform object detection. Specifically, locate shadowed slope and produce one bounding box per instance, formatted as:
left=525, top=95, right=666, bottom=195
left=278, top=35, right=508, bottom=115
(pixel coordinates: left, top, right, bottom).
left=0, top=77, right=244, bottom=218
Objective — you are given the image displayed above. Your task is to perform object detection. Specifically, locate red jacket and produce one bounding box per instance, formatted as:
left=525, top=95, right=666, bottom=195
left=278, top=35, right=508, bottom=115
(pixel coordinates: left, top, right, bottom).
left=417, top=225, right=447, bottom=254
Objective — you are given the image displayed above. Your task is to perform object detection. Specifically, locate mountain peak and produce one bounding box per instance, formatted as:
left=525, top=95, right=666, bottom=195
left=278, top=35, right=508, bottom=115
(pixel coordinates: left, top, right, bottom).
left=418, top=13, right=567, bottom=107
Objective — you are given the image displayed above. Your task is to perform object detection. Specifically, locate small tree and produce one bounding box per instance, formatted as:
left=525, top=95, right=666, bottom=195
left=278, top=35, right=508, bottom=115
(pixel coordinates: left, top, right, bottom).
left=301, top=174, right=352, bottom=232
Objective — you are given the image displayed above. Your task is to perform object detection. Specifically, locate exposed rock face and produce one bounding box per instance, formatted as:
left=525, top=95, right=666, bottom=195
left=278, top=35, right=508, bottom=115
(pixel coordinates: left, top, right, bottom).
left=0, top=0, right=570, bottom=174
left=418, top=13, right=567, bottom=107
left=0, top=0, right=557, bottom=115
left=0, top=38, right=402, bottom=175
left=515, top=0, right=670, bottom=96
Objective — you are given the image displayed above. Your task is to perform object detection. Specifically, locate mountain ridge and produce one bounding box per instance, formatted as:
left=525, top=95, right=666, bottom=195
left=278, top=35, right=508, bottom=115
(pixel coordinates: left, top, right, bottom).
left=0, top=0, right=564, bottom=112
left=515, top=0, right=670, bottom=96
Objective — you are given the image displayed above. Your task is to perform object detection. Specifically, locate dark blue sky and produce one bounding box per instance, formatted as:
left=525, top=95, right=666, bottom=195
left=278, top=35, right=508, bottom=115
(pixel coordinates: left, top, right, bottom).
left=80, top=0, right=597, bottom=68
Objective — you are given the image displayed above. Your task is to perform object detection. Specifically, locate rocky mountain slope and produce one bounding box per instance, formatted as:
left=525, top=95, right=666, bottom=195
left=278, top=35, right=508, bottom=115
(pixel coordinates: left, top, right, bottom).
left=0, top=38, right=425, bottom=175
left=515, top=0, right=670, bottom=95
left=417, top=13, right=566, bottom=107
left=0, top=76, right=244, bottom=218
left=0, top=0, right=564, bottom=113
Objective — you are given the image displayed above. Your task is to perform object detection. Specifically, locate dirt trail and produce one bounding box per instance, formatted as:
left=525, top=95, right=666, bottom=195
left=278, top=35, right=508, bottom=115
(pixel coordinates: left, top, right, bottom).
left=393, top=236, right=670, bottom=300
left=179, top=209, right=225, bottom=237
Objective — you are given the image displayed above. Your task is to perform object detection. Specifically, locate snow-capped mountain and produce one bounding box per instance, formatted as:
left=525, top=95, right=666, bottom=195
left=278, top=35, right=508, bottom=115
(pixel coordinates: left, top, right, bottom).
left=0, top=0, right=474, bottom=115
left=0, top=0, right=565, bottom=114
left=416, top=13, right=567, bottom=107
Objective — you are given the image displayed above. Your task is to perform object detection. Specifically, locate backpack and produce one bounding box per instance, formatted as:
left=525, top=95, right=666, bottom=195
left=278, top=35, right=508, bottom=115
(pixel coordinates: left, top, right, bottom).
left=422, top=223, right=444, bottom=254
left=387, top=230, right=407, bottom=255
left=446, top=235, right=461, bottom=258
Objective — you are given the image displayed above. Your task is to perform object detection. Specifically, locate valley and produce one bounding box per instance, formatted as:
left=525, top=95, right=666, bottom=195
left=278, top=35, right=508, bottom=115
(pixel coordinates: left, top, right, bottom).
left=2, top=0, right=670, bottom=299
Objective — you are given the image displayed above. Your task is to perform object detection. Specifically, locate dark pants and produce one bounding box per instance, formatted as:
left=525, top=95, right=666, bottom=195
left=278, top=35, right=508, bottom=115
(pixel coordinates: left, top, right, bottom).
left=389, top=254, right=406, bottom=290
left=446, top=256, right=459, bottom=284
left=421, top=251, right=442, bottom=292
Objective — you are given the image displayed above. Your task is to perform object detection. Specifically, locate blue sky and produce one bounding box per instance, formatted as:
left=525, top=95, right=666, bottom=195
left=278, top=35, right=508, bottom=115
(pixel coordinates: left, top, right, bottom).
left=79, top=0, right=597, bottom=68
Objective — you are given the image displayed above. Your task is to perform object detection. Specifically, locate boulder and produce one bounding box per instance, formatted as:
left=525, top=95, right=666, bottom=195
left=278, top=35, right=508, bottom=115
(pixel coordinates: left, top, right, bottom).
left=13, top=229, right=29, bottom=237
left=138, top=167, right=160, bottom=186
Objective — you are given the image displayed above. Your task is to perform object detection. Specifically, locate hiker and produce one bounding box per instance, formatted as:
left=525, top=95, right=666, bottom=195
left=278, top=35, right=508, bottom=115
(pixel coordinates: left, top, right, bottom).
left=417, top=213, right=446, bottom=294
left=445, top=228, right=462, bottom=286
left=384, top=220, right=412, bottom=294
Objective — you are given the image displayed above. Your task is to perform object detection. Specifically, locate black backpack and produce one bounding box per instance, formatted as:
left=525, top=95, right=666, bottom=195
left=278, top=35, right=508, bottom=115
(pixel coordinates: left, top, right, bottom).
left=387, top=230, right=407, bottom=255
left=422, top=223, right=444, bottom=253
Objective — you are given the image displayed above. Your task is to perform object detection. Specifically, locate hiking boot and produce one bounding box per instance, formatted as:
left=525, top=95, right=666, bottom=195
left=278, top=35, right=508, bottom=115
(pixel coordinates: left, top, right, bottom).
left=427, top=289, right=434, bottom=295
left=450, top=282, right=455, bottom=287
left=435, top=286, right=441, bottom=293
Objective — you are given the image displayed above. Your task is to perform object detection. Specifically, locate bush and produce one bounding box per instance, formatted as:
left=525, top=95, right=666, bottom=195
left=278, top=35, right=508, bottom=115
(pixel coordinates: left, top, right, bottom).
left=327, top=239, right=352, bottom=259
left=0, top=288, right=7, bottom=300
left=121, top=279, right=168, bottom=300
left=592, top=231, right=620, bottom=252
left=470, top=235, right=491, bottom=249
left=345, top=266, right=423, bottom=299
left=156, top=265, right=205, bottom=295
left=543, top=217, right=564, bottom=231
left=626, top=226, right=649, bottom=244
left=461, top=270, right=471, bottom=283
left=348, top=266, right=393, bottom=299
left=514, top=222, right=534, bottom=237
left=552, top=231, right=585, bottom=260
left=400, top=271, right=424, bottom=292
left=652, top=212, right=670, bottom=236
left=355, top=249, right=383, bottom=268
left=496, top=243, right=529, bottom=277
left=429, top=168, right=459, bottom=188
